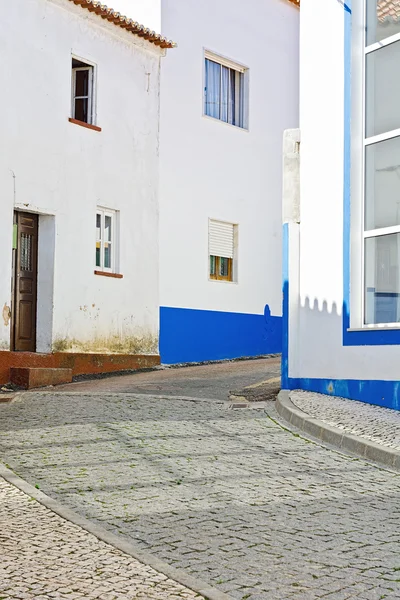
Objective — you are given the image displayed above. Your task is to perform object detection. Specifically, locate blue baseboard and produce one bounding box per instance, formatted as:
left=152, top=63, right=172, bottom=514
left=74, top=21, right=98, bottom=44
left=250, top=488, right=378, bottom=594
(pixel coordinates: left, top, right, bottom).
left=160, top=305, right=282, bottom=365
left=286, top=377, right=400, bottom=411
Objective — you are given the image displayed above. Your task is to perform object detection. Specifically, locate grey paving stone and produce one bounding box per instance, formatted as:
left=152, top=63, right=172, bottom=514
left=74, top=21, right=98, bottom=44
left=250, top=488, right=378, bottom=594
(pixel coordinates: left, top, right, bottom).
left=1, top=391, right=400, bottom=599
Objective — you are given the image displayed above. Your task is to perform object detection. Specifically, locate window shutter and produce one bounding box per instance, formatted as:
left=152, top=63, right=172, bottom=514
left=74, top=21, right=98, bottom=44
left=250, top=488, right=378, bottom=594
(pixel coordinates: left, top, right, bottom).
left=209, top=220, right=234, bottom=259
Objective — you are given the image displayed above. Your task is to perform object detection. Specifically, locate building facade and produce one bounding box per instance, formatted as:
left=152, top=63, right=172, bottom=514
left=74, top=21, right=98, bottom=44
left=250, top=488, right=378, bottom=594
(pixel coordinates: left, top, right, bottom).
left=283, top=0, right=400, bottom=409
left=0, top=0, right=172, bottom=381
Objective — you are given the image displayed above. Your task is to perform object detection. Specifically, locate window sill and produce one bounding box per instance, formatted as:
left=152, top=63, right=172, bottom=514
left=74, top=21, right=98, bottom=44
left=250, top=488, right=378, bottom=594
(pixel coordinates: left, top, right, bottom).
left=202, top=114, right=249, bottom=132
left=94, top=270, right=123, bottom=279
left=208, top=278, right=238, bottom=285
left=69, top=118, right=102, bottom=132
left=347, top=325, right=400, bottom=332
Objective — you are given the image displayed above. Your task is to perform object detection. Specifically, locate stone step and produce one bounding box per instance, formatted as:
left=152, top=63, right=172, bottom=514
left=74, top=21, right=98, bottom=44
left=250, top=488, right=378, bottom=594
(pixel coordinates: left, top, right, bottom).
left=10, top=367, right=73, bottom=390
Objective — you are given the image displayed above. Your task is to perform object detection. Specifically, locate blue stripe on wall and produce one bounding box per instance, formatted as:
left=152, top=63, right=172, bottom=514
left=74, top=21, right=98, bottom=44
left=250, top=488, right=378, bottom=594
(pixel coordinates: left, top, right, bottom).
left=282, top=223, right=289, bottom=389
left=160, top=306, right=282, bottom=365
left=287, top=376, right=400, bottom=411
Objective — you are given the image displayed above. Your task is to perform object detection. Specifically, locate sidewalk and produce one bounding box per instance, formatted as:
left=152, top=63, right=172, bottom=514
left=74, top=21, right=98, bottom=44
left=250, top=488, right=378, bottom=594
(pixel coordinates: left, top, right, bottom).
left=0, top=471, right=205, bottom=600
left=277, top=389, right=400, bottom=471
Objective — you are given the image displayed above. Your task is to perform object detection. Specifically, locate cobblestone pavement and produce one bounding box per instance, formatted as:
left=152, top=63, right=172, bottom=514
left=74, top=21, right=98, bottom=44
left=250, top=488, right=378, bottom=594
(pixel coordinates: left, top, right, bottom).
left=291, top=390, right=400, bottom=451
left=0, top=476, right=201, bottom=600
left=2, top=389, right=400, bottom=600
left=55, top=357, right=281, bottom=400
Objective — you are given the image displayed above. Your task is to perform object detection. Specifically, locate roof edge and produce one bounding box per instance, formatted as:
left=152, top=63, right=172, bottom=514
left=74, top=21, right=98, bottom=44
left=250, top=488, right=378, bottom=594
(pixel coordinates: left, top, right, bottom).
left=68, top=0, right=176, bottom=48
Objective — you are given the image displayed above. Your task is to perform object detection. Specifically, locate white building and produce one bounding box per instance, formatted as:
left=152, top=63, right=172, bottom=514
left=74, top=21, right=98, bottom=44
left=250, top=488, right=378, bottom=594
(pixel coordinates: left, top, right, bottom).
left=283, top=0, right=400, bottom=409
left=0, top=0, right=172, bottom=375
left=112, top=0, right=300, bottom=364
left=158, top=0, right=299, bottom=364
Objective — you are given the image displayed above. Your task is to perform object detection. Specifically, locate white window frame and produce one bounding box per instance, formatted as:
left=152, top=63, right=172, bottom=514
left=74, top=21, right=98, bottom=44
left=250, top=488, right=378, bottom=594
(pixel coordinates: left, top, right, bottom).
left=203, top=50, right=249, bottom=130
left=71, top=56, right=96, bottom=125
left=350, top=1, right=400, bottom=329
left=96, top=208, right=118, bottom=274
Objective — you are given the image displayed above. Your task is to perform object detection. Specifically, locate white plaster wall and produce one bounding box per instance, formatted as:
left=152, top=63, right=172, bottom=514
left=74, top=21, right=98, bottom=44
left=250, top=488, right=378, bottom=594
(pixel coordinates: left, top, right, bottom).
left=159, top=0, right=299, bottom=318
left=0, top=0, right=163, bottom=352
left=294, top=0, right=400, bottom=381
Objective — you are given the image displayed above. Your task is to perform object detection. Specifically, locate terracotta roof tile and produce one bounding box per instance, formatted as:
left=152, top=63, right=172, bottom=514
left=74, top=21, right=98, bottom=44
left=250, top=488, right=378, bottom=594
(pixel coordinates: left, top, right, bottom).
left=378, top=1, right=400, bottom=23
left=68, top=0, right=176, bottom=48
left=287, top=0, right=300, bottom=6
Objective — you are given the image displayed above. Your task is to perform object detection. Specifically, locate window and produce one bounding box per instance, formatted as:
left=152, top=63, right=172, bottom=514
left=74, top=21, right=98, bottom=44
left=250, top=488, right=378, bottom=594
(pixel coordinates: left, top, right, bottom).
left=96, top=208, right=117, bottom=273
left=361, top=1, right=400, bottom=324
left=72, top=58, right=94, bottom=124
left=204, top=52, right=247, bottom=129
left=209, top=219, right=237, bottom=282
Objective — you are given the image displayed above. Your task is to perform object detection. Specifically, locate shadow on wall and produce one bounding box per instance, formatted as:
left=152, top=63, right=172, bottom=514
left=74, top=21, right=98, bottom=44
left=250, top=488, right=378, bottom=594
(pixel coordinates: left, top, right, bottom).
left=159, top=305, right=282, bottom=364
left=282, top=281, right=400, bottom=411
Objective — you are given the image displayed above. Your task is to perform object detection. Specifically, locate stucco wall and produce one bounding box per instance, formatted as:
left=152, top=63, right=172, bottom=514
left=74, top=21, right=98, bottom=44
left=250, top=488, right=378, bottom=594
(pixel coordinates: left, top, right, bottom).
left=158, top=0, right=299, bottom=362
left=287, top=0, right=400, bottom=408
left=0, top=0, right=163, bottom=353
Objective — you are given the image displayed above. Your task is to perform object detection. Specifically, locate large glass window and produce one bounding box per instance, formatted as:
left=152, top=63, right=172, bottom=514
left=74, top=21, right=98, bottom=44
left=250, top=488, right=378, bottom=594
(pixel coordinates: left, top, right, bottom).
left=204, top=53, right=246, bottom=129
left=363, top=1, right=400, bottom=324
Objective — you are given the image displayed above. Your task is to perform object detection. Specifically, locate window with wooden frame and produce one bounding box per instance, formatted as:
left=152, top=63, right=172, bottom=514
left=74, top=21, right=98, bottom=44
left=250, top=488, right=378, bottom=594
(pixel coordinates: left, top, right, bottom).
left=209, top=219, right=236, bottom=282
left=71, top=58, right=94, bottom=125
left=96, top=208, right=117, bottom=273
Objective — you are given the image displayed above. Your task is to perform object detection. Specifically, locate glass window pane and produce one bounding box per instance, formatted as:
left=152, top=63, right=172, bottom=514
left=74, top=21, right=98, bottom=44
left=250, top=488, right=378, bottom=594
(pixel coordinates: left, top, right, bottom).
left=220, top=257, right=229, bottom=277
left=205, top=59, right=221, bottom=119
left=96, top=243, right=101, bottom=268
left=96, top=214, right=101, bottom=240
left=365, top=136, right=400, bottom=230
left=210, top=255, right=216, bottom=275
left=75, top=69, right=89, bottom=97
left=366, top=0, right=400, bottom=45
left=365, top=234, right=400, bottom=324
left=366, top=42, right=400, bottom=138
left=104, top=243, right=111, bottom=269
left=221, top=66, right=229, bottom=123
left=104, top=216, right=112, bottom=242
left=74, top=98, right=88, bottom=123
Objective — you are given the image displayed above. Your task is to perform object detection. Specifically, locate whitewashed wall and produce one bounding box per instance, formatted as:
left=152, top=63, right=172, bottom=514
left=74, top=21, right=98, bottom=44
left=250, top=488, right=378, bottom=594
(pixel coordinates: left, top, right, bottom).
left=291, top=0, right=400, bottom=386
left=159, top=0, right=299, bottom=318
left=0, top=0, right=163, bottom=353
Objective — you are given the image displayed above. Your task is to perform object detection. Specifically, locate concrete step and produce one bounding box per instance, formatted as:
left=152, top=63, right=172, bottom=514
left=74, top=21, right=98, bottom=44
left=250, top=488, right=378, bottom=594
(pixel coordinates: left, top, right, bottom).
left=10, top=367, right=73, bottom=390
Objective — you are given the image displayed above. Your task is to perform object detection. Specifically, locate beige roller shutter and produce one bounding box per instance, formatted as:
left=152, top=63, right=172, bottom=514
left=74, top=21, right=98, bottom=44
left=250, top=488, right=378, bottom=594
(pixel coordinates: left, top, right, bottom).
left=209, top=220, right=234, bottom=259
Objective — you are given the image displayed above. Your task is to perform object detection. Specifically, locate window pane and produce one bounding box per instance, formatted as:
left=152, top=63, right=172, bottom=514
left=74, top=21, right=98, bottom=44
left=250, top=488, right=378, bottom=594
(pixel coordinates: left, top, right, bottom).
left=221, top=66, right=229, bottom=123
left=205, top=59, right=221, bottom=119
left=96, top=243, right=101, bottom=268
left=366, top=0, right=400, bottom=45
left=365, top=136, right=400, bottom=230
left=105, top=216, right=112, bottom=242
left=96, top=214, right=101, bottom=240
left=210, top=255, right=216, bottom=275
left=365, top=234, right=400, bottom=324
left=228, top=69, right=236, bottom=125
left=220, top=257, right=229, bottom=277
left=75, top=69, right=89, bottom=97
left=74, top=98, right=88, bottom=123
left=366, top=42, right=400, bottom=138
left=104, top=243, right=111, bottom=269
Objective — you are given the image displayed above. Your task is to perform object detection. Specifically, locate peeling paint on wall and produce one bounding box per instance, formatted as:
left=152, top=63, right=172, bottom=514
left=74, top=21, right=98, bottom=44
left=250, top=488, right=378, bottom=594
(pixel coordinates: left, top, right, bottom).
left=52, top=331, right=158, bottom=354
left=2, top=304, right=11, bottom=327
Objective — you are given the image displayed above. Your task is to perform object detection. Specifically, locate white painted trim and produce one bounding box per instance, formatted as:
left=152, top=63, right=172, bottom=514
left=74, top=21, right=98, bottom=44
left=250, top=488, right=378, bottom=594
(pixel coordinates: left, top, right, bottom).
left=365, top=128, right=400, bottom=146
left=365, top=31, right=400, bottom=54
left=204, top=49, right=247, bottom=73
left=364, top=225, right=400, bottom=238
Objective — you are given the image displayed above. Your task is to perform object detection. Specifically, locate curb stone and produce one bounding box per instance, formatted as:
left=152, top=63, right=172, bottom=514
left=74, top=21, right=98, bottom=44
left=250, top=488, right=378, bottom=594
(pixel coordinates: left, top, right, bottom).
left=276, top=390, right=400, bottom=472
left=0, top=462, right=233, bottom=600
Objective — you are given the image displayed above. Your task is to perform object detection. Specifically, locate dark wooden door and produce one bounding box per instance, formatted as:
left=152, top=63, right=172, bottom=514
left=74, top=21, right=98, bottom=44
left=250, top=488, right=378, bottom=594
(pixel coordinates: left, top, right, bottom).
left=12, top=212, right=38, bottom=352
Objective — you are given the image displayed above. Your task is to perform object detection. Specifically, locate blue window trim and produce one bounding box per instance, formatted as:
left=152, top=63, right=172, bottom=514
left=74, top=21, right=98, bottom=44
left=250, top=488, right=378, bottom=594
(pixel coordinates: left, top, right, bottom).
left=342, top=0, right=400, bottom=346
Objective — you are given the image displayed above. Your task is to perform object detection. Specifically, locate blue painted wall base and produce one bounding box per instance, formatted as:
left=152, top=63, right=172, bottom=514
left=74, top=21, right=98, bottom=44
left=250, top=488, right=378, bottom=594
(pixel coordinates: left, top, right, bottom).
left=160, top=305, right=282, bottom=365
left=285, top=377, right=400, bottom=411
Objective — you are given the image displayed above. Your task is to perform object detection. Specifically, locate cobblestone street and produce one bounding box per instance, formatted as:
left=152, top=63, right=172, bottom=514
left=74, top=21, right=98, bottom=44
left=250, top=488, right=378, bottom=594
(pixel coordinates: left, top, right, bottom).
left=1, top=361, right=400, bottom=599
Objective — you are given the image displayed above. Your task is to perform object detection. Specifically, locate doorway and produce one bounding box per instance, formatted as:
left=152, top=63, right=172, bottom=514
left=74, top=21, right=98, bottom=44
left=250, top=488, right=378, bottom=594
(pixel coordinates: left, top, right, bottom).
left=11, top=212, right=38, bottom=352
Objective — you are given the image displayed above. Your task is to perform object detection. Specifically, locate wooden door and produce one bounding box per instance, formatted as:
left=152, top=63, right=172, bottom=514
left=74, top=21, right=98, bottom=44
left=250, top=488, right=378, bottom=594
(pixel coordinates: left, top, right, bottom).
left=12, top=212, right=38, bottom=352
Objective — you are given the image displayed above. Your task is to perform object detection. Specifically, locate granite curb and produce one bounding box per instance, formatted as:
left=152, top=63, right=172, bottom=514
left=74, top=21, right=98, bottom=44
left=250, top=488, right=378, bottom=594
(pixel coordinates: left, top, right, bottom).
left=0, top=462, right=233, bottom=600
left=277, top=390, right=400, bottom=472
